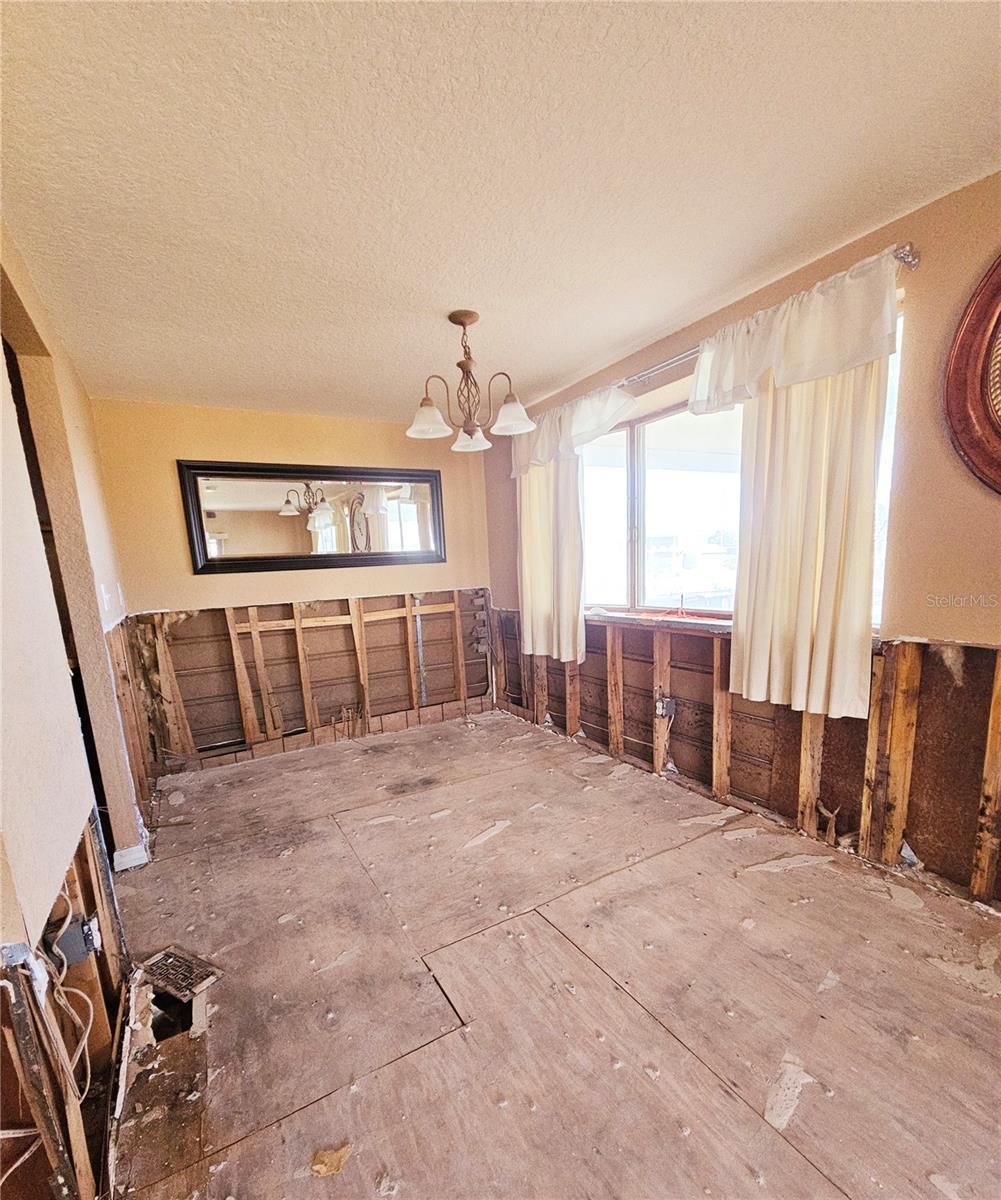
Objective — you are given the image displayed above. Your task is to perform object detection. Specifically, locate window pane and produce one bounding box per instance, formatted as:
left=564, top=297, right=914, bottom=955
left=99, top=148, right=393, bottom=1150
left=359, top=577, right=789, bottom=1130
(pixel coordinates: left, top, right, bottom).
left=581, top=428, right=628, bottom=606
left=640, top=406, right=741, bottom=611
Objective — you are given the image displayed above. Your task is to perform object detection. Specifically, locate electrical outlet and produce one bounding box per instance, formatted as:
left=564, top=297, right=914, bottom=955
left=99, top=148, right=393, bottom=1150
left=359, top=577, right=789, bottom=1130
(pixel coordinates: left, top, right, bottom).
left=655, top=696, right=677, bottom=719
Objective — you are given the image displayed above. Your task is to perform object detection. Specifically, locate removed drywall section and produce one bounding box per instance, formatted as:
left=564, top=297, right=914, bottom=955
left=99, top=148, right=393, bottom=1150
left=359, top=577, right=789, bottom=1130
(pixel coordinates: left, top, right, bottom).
left=494, top=607, right=1000, bottom=901
left=118, top=589, right=491, bottom=778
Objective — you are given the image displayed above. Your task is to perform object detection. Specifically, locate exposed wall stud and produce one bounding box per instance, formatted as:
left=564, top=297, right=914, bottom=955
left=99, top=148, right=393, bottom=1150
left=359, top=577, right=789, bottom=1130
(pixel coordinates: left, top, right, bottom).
left=862, top=641, right=924, bottom=865
left=859, top=653, right=885, bottom=860
left=107, top=624, right=153, bottom=810
left=970, top=648, right=1001, bottom=900
left=451, top=590, right=468, bottom=708
left=489, top=608, right=507, bottom=708
left=348, top=597, right=371, bottom=733
left=404, top=594, right=421, bottom=710
left=153, top=613, right=196, bottom=756
left=712, top=636, right=732, bottom=800
left=225, top=607, right=264, bottom=744
left=2, top=969, right=83, bottom=1194
left=292, top=602, right=319, bottom=729
left=521, top=647, right=534, bottom=714
left=533, top=655, right=549, bottom=726
left=247, top=606, right=284, bottom=739
left=607, top=625, right=625, bottom=758
left=564, top=658, right=581, bottom=737
left=652, top=629, right=672, bottom=775
left=797, top=712, right=825, bottom=839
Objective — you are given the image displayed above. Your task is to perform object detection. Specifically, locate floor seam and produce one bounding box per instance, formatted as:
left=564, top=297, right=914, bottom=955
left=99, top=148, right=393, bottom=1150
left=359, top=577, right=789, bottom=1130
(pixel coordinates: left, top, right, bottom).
left=533, top=908, right=854, bottom=1200
left=130, top=1022, right=468, bottom=1194
left=414, top=818, right=750, bottom=959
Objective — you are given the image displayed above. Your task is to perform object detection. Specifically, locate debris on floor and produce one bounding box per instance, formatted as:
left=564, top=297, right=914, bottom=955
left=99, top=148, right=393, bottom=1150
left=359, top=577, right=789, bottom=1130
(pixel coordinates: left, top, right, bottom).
left=311, top=1142, right=353, bottom=1175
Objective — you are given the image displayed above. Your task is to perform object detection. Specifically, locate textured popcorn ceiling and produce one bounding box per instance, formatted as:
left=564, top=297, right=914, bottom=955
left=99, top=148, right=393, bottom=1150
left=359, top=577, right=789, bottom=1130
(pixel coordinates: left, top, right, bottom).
left=2, top=2, right=998, bottom=419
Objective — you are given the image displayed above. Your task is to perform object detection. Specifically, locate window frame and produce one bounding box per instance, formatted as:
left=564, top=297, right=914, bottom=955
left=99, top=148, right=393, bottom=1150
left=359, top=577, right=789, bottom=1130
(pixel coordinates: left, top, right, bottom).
left=583, top=394, right=739, bottom=620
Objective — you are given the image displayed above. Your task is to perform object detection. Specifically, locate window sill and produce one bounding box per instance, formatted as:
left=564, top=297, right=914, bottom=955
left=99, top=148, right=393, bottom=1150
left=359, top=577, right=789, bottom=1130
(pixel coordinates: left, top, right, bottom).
left=583, top=608, right=733, bottom=636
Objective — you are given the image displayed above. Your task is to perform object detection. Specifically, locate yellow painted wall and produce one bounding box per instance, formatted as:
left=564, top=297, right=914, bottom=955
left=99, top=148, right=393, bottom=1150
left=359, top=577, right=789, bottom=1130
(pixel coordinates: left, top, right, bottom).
left=487, top=173, right=1001, bottom=646
left=92, top=398, right=491, bottom=613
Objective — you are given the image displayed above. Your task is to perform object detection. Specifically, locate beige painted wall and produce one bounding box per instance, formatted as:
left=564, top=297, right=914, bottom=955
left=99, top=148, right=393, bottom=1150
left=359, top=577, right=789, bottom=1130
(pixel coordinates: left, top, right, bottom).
left=2, top=226, right=146, bottom=858
left=92, top=399, right=491, bottom=613
left=1, top=361, right=97, bottom=945
left=486, top=173, right=1001, bottom=645
left=205, top=507, right=313, bottom=557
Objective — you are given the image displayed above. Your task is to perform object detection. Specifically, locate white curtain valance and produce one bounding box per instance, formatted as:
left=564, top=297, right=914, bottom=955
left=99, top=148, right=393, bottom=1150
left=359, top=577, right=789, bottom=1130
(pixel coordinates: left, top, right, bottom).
left=690, top=247, right=899, bottom=414
left=511, top=385, right=636, bottom=477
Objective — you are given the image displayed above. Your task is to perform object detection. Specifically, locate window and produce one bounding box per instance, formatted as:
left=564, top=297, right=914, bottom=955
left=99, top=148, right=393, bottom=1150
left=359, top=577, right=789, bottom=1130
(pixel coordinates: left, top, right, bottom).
left=639, top=407, right=742, bottom=611
left=580, top=393, right=740, bottom=615
left=580, top=325, right=900, bottom=621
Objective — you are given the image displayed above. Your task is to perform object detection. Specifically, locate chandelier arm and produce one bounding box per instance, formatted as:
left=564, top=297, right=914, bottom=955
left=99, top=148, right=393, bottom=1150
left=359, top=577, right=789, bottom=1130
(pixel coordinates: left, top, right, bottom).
left=286, top=488, right=302, bottom=510
left=487, top=372, right=513, bottom=428
left=425, top=374, right=456, bottom=429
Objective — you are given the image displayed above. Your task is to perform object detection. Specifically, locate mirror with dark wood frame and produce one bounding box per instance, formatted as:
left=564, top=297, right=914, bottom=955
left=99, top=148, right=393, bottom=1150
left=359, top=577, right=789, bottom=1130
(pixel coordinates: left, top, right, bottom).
left=178, top=461, right=446, bottom=573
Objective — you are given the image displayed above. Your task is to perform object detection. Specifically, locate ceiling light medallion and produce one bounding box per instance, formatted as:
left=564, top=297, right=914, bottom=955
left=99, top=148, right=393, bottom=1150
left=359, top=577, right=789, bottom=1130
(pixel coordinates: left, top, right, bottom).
left=406, top=310, right=536, bottom=450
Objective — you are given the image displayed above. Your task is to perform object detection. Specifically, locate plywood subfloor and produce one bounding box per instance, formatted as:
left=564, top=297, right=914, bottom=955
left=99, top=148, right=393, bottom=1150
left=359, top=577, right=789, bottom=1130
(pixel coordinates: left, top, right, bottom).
left=117, top=711, right=1000, bottom=1200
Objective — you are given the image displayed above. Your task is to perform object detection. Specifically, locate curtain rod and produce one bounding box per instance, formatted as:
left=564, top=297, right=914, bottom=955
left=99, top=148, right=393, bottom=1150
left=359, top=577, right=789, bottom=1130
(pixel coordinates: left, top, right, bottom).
left=619, top=242, right=920, bottom=391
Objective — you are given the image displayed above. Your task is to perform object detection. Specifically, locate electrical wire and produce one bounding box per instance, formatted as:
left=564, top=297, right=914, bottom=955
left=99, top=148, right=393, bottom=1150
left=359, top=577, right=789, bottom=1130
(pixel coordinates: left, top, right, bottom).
left=0, top=1135, right=42, bottom=1184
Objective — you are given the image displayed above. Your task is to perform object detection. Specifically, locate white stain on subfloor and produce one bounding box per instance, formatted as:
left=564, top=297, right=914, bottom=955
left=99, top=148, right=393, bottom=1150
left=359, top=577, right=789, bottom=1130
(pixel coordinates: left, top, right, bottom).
left=928, top=1173, right=966, bottom=1200
left=463, top=819, right=511, bottom=849
left=367, top=814, right=402, bottom=826
left=817, top=969, right=840, bottom=993
left=883, top=882, right=924, bottom=912
left=723, top=827, right=760, bottom=840
left=764, top=1053, right=816, bottom=1130
left=678, top=806, right=741, bottom=828
left=744, top=854, right=832, bottom=874
left=429, top=809, right=452, bottom=820
left=926, top=938, right=1001, bottom=998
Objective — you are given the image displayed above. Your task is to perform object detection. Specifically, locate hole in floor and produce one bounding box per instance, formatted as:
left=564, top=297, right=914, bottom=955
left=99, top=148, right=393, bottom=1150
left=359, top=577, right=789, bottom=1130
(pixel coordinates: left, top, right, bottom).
left=151, top=991, right=193, bottom=1041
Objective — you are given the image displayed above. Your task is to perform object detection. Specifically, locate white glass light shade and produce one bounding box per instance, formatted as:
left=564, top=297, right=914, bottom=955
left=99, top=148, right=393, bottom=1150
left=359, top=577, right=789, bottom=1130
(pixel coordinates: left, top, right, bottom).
left=490, top=395, right=537, bottom=436
left=406, top=400, right=452, bottom=439
left=451, top=426, right=492, bottom=452
left=278, top=499, right=299, bottom=516
left=313, top=499, right=333, bottom=516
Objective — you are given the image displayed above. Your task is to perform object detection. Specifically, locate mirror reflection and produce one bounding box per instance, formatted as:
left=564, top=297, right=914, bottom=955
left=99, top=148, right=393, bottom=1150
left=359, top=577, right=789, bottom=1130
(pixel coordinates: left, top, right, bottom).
left=196, top=476, right=440, bottom=559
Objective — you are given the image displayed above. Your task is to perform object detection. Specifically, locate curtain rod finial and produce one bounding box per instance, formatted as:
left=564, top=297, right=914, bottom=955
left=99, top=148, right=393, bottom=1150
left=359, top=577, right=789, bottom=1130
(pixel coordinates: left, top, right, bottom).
left=894, top=242, right=920, bottom=270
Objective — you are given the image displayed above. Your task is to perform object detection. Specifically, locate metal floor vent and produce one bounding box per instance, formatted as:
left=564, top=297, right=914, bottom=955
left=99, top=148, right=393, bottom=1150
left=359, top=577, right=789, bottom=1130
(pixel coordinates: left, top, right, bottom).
left=141, top=946, right=220, bottom=1001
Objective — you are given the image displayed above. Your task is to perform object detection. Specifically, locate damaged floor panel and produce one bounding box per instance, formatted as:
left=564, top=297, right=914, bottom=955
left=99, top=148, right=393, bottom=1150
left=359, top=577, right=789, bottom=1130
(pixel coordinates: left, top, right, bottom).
left=150, top=712, right=587, bottom=862
left=117, top=710, right=1001, bottom=1200
left=336, top=750, right=729, bottom=953
left=541, top=819, right=1001, bottom=1200
left=114, top=815, right=459, bottom=1192
left=138, top=914, right=842, bottom=1200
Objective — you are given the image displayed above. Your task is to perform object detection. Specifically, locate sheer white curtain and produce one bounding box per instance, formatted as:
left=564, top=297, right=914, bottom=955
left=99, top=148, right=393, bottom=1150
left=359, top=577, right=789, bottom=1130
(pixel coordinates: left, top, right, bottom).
left=513, top=386, right=636, bottom=663
left=690, top=248, right=899, bottom=718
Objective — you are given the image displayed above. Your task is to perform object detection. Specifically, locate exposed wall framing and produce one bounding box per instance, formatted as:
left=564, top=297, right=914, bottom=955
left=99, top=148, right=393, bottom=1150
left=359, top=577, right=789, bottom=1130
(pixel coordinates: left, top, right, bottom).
left=1, top=812, right=128, bottom=1200
left=494, top=608, right=1001, bottom=901
left=111, top=590, right=491, bottom=779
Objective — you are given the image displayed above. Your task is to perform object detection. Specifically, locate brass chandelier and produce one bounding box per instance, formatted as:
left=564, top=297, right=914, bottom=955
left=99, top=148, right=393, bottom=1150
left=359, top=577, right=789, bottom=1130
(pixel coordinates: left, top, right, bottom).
left=406, top=310, right=536, bottom=450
